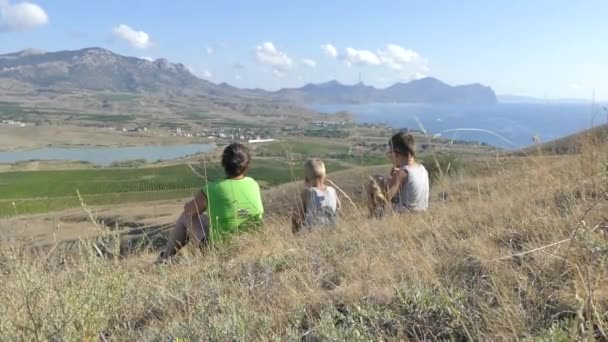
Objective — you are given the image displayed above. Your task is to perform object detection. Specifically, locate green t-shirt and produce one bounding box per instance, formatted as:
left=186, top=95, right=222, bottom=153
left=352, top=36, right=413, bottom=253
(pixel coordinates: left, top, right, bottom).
left=203, top=177, right=264, bottom=242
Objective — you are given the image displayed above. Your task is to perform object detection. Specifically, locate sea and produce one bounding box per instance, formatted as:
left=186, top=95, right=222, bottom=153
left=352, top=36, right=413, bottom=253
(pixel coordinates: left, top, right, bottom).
left=312, top=102, right=606, bottom=149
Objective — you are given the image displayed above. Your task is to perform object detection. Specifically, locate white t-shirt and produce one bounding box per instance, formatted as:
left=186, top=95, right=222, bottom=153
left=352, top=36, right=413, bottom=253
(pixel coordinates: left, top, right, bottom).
left=393, top=164, right=429, bottom=212
left=303, top=186, right=338, bottom=228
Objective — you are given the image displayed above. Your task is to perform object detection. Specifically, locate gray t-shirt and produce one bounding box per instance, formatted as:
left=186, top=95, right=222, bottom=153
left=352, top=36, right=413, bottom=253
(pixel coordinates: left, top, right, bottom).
left=393, top=164, right=429, bottom=212
left=303, top=186, right=338, bottom=228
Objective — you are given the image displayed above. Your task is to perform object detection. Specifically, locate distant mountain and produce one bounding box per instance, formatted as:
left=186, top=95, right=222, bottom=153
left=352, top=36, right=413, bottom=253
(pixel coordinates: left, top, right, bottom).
left=0, top=48, right=319, bottom=124
left=0, top=47, right=496, bottom=105
left=274, top=77, right=497, bottom=104
left=498, top=95, right=546, bottom=103
left=273, top=81, right=374, bottom=104
left=498, top=94, right=592, bottom=104
left=0, top=47, right=224, bottom=94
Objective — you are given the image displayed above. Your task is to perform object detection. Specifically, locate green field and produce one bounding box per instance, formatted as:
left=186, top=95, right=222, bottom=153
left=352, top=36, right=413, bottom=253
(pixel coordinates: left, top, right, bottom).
left=0, top=158, right=365, bottom=217
left=256, top=140, right=351, bottom=156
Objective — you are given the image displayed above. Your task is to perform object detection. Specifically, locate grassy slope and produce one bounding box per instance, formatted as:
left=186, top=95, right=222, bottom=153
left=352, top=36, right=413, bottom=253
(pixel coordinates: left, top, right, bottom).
left=0, top=140, right=607, bottom=339
left=256, top=140, right=350, bottom=156
left=0, top=158, right=374, bottom=217
left=520, top=123, right=608, bottom=155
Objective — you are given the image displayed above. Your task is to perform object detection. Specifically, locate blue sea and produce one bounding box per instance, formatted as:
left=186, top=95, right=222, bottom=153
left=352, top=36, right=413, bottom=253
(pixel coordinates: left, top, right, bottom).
left=312, top=102, right=605, bottom=149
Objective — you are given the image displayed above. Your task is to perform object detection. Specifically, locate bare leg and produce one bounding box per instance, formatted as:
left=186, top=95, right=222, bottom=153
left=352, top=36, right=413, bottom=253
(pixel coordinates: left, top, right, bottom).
left=159, top=211, right=210, bottom=261
left=189, top=214, right=210, bottom=248
left=161, top=211, right=191, bottom=259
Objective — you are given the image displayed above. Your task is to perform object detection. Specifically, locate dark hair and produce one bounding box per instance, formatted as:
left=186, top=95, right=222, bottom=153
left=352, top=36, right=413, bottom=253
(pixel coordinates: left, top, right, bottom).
left=221, top=143, right=251, bottom=178
left=389, top=132, right=416, bottom=157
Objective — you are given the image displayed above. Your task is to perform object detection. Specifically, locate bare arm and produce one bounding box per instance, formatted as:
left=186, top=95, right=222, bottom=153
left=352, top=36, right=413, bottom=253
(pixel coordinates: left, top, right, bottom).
left=183, top=190, right=208, bottom=216
left=334, top=186, right=342, bottom=212
left=386, top=169, right=407, bottom=201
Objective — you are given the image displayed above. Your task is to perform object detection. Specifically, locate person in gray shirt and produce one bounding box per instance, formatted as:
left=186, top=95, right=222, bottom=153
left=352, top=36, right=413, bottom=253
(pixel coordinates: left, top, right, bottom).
left=292, top=158, right=341, bottom=233
left=367, top=132, right=429, bottom=217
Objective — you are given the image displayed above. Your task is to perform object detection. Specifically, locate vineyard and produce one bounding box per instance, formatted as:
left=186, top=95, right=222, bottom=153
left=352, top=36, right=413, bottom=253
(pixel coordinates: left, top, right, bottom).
left=0, top=158, right=355, bottom=217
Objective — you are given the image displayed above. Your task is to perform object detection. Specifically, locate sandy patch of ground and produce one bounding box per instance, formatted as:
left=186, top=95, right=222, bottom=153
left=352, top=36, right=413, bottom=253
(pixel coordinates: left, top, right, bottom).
left=0, top=200, right=182, bottom=244
left=0, top=125, right=206, bottom=151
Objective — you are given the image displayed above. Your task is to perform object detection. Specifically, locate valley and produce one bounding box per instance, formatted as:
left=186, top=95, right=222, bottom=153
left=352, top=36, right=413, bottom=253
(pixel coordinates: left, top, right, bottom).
left=1, top=45, right=606, bottom=340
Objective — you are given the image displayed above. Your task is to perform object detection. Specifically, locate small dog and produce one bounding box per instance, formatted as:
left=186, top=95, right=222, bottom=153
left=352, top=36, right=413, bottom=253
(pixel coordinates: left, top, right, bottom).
left=366, top=175, right=390, bottom=218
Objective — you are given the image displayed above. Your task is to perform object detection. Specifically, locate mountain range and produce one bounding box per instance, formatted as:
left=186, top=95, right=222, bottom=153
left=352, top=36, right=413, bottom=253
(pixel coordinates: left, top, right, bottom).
left=0, top=47, right=498, bottom=105
left=0, top=48, right=227, bottom=96
left=274, top=78, right=497, bottom=104
left=498, top=94, right=593, bottom=104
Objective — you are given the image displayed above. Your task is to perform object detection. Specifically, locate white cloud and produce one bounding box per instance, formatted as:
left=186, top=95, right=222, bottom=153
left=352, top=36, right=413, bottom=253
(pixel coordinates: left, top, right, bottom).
left=569, top=83, right=581, bottom=89
left=329, top=43, right=429, bottom=81
left=255, top=42, right=294, bottom=70
left=202, top=70, right=213, bottom=79
left=344, top=47, right=381, bottom=66
left=301, top=58, right=316, bottom=68
left=320, top=43, right=338, bottom=58
left=235, top=74, right=242, bottom=80
left=112, top=24, right=152, bottom=49
left=411, top=72, right=427, bottom=80
left=255, top=41, right=295, bottom=78
left=377, top=44, right=429, bottom=79
left=140, top=56, right=154, bottom=62
left=205, top=42, right=225, bottom=55
left=0, top=0, right=48, bottom=32
left=272, top=69, right=286, bottom=78
left=378, top=44, right=424, bottom=71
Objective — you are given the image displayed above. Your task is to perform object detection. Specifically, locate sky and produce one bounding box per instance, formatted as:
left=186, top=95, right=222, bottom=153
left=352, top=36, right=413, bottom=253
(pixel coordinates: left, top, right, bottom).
left=1, top=0, right=607, bottom=100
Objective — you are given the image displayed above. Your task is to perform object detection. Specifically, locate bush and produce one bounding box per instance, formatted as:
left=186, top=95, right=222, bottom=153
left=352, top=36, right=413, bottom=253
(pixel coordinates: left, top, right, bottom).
left=421, top=153, right=464, bottom=183
left=108, top=159, right=147, bottom=168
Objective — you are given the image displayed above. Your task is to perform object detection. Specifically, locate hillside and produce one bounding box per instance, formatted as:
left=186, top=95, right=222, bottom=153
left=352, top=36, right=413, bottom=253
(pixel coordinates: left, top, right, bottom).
left=522, top=123, right=608, bottom=154
left=0, top=48, right=273, bottom=102
left=0, top=48, right=219, bottom=94
left=0, top=48, right=319, bottom=128
left=274, top=77, right=498, bottom=104
left=1, top=141, right=607, bottom=339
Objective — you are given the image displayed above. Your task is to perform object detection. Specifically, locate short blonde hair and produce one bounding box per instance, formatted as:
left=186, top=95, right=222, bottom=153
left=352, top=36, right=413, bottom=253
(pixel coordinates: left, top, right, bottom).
left=304, top=158, right=326, bottom=182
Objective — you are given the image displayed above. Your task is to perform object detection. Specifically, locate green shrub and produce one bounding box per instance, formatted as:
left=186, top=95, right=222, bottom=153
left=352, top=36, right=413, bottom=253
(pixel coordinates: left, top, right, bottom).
left=421, top=153, right=464, bottom=183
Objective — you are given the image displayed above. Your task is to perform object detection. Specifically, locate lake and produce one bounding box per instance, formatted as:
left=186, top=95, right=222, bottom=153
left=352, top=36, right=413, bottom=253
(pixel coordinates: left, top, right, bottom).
left=313, top=102, right=605, bottom=149
left=0, top=144, right=215, bottom=166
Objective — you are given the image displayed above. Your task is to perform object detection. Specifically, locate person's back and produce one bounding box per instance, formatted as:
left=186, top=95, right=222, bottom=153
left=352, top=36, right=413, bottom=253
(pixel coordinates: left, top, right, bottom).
left=394, top=164, right=429, bottom=211
left=157, top=143, right=264, bottom=263
left=292, top=158, right=341, bottom=233
left=205, top=176, right=264, bottom=241
left=302, top=185, right=338, bottom=229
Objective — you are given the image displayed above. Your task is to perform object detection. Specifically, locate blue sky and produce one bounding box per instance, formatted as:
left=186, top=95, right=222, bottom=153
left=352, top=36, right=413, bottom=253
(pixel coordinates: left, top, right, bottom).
left=1, top=0, right=607, bottom=100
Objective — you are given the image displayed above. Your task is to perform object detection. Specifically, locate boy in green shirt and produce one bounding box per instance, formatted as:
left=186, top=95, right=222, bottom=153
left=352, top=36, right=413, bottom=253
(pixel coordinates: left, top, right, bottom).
left=157, top=143, right=264, bottom=263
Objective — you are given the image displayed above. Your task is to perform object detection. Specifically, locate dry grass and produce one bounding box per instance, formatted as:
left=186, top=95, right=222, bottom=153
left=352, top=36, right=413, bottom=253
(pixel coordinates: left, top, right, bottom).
left=0, top=139, right=607, bottom=340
